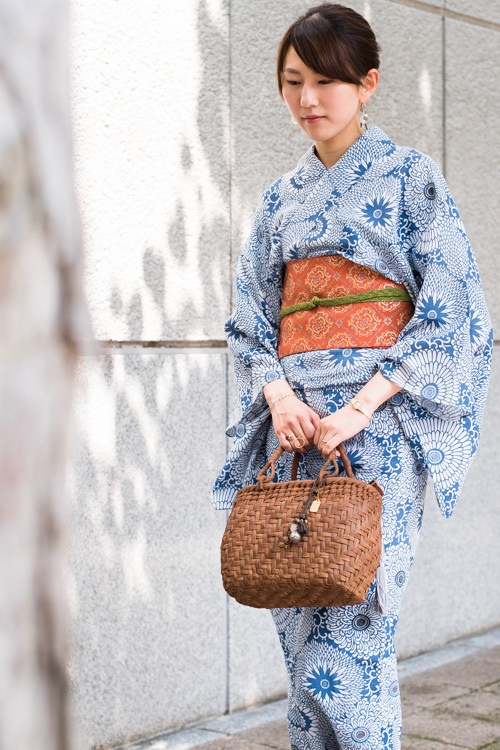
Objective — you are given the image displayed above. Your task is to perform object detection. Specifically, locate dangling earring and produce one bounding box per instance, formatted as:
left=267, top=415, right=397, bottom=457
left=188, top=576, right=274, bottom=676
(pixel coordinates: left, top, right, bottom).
left=360, top=102, right=369, bottom=132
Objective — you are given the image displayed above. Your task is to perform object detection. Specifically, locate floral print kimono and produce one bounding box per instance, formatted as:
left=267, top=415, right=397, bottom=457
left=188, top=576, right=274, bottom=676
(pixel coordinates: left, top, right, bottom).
left=212, top=125, right=493, bottom=750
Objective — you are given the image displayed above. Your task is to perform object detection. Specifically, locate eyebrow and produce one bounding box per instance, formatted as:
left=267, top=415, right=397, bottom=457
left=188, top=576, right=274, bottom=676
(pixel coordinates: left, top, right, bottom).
left=283, top=67, right=302, bottom=75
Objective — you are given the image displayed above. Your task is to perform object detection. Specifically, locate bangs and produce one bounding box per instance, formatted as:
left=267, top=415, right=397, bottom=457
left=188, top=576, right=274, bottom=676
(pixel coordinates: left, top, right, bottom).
left=291, top=15, right=359, bottom=83
left=277, top=5, right=378, bottom=96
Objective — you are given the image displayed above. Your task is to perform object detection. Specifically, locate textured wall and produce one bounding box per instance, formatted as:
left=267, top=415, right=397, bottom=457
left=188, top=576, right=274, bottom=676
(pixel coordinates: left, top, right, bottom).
left=69, top=0, right=500, bottom=746
left=68, top=352, right=228, bottom=747
left=71, top=0, right=231, bottom=342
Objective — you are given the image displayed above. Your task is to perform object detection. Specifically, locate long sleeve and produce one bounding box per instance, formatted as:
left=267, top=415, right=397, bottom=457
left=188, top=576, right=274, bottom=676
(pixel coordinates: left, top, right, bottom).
left=225, top=187, right=286, bottom=430
left=212, top=184, right=287, bottom=508
left=377, top=154, right=493, bottom=517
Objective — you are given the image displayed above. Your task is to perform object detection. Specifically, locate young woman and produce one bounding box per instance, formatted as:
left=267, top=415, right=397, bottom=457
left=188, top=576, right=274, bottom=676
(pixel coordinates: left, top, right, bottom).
left=212, top=4, right=492, bottom=748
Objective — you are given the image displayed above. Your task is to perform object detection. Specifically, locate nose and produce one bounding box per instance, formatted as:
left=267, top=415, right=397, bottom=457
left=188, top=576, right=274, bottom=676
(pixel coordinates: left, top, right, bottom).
left=300, top=84, right=319, bottom=109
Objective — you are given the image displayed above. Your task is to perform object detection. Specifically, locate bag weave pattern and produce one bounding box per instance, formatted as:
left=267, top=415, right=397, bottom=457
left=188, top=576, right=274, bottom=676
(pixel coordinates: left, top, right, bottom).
left=221, top=446, right=383, bottom=609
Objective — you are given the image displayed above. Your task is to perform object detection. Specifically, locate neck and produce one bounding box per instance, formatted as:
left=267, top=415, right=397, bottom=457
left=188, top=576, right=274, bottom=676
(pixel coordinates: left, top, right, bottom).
left=314, top=122, right=364, bottom=170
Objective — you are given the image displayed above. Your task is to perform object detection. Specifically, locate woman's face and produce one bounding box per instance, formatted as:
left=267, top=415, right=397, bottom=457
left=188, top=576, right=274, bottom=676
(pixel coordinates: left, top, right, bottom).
left=281, top=46, right=365, bottom=146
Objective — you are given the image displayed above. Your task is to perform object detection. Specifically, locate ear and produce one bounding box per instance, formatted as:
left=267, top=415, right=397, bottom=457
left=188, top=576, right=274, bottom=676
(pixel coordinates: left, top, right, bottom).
left=360, top=68, right=379, bottom=103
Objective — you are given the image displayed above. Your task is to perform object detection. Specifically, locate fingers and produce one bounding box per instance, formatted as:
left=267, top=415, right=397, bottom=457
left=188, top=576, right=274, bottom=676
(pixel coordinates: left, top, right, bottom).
left=294, top=413, right=322, bottom=452
left=279, top=426, right=312, bottom=453
left=282, top=426, right=339, bottom=456
left=309, top=410, right=321, bottom=429
left=276, top=427, right=304, bottom=453
left=278, top=428, right=340, bottom=457
left=286, top=421, right=314, bottom=453
left=282, top=432, right=302, bottom=452
left=301, top=416, right=317, bottom=442
left=314, top=424, right=341, bottom=458
left=313, top=405, right=370, bottom=458
left=271, top=400, right=322, bottom=453
left=287, top=431, right=309, bottom=453
left=318, top=434, right=341, bottom=459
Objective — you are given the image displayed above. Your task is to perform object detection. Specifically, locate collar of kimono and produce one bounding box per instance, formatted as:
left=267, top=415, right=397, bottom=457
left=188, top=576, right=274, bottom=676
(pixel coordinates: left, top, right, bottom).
left=277, top=254, right=414, bottom=360
left=290, top=125, right=397, bottom=204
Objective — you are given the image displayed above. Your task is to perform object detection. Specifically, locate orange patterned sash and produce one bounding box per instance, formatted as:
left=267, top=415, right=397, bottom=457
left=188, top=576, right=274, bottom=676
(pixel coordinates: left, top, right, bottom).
left=277, top=255, right=414, bottom=359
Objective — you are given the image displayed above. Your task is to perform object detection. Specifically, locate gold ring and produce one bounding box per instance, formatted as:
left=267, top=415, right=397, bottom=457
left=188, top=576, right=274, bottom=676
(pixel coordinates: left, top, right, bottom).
left=294, top=435, right=306, bottom=448
left=320, top=439, right=328, bottom=445
left=286, top=434, right=295, bottom=441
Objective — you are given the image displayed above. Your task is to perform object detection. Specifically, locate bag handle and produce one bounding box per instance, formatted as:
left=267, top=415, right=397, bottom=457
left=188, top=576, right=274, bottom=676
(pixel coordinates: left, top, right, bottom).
left=256, top=443, right=354, bottom=487
left=295, top=447, right=355, bottom=528
left=319, top=444, right=355, bottom=481
left=256, top=446, right=284, bottom=486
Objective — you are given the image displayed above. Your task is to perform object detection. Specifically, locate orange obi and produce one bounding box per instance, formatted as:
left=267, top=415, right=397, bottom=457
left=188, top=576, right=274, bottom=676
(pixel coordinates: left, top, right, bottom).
left=277, top=255, right=414, bottom=359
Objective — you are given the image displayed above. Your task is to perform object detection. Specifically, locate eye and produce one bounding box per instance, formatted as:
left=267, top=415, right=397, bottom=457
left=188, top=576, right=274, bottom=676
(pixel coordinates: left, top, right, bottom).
left=318, top=79, right=334, bottom=85
left=285, top=79, right=301, bottom=86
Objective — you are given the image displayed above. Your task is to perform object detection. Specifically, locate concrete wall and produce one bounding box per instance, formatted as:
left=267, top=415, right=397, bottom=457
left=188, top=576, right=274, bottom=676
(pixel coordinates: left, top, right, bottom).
left=68, top=0, right=500, bottom=747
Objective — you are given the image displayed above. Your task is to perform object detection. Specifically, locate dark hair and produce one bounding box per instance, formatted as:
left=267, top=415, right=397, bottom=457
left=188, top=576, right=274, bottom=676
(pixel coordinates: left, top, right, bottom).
left=277, top=3, right=381, bottom=95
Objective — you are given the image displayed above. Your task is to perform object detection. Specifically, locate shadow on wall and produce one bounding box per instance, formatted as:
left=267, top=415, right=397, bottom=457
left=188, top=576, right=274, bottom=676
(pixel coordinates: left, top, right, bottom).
left=68, top=351, right=228, bottom=747
left=105, top=0, right=232, bottom=343
left=69, top=1, right=293, bottom=745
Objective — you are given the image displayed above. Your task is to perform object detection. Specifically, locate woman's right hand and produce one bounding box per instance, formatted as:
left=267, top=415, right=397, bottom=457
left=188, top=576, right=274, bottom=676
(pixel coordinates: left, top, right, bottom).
left=271, top=397, right=321, bottom=453
left=263, top=380, right=320, bottom=453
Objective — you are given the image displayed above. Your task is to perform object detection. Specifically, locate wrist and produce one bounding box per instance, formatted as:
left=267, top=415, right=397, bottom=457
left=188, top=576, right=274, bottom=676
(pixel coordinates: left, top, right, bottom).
left=263, top=378, right=294, bottom=406
left=355, top=371, right=402, bottom=411
left=350, top=398, right=373, bottom=420
left=269, top=393, right=298, bottom=413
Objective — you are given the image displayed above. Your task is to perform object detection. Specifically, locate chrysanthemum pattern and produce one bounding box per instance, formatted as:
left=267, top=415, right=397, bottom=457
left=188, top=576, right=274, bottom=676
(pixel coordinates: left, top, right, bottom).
left=299, top=644, right=366, bottom=714
left=213, top=125, right=492, bottom=749
left=384, top=543, right=414, bottom=614
left=319, top=605, right=387, bottom=660
left=380, top=668, right=401, bottom=703
left=336, top=699, right=400, bottom=749
left=404, top=167, right=438, bottom=228
left=418, top=418, right=472, bottom=488
left=401, top=350, right=460, bottom=406
left=359, top=192, right=397, bottom=234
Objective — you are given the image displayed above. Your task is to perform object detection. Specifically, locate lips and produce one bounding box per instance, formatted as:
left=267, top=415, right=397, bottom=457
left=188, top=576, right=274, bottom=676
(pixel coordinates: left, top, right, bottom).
left=303, top=116, right=324, bottom=124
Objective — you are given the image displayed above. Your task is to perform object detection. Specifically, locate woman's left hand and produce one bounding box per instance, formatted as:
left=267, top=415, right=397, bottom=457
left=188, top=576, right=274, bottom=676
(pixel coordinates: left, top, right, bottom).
left=313, top=404, right=370, bottom=459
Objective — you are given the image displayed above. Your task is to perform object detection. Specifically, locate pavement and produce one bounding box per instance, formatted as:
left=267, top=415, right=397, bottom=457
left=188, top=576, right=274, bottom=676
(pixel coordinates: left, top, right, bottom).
left=119, top=628, right=500, bottom=750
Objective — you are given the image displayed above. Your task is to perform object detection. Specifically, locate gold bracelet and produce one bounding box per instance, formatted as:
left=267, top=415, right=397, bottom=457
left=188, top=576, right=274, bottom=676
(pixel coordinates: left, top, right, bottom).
left=269, top=394, right=296, bottom=411
left=350, top=398, right=373, bottom=420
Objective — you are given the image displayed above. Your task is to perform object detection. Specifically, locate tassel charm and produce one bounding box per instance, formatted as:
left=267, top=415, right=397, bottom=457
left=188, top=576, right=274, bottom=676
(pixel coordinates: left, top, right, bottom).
left=296, top=517, right=309, bottom=535
left=285, top=516, right=309, bottom=545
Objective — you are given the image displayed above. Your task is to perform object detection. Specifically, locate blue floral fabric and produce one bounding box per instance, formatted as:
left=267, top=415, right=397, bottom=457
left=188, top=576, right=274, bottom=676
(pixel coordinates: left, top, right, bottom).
left=264, top=398, right=425, bottom=749
left=212, top=124, right=492, bottom=518
left=212, top=125, right=493, bottom=749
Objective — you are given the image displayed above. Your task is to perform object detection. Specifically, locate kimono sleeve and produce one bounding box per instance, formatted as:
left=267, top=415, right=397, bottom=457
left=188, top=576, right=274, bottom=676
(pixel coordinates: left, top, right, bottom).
left=376, top=154, right=493, bottom=517
left=224, top=188, right=286, bottom=436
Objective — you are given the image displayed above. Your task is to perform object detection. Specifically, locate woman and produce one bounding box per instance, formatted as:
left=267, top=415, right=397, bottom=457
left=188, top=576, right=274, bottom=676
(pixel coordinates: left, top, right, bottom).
left=212, top=4, right=493, bottom=749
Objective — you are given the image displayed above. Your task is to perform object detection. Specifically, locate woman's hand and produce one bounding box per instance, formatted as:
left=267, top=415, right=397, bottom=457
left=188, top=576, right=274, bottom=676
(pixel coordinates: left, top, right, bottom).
left=271, top=396, right=321, bottom=453
left=263, top=380, right=320, bottom=453
left=314, top=372, right=404, bottom=459
left=314, top=404, right=369, bottom=459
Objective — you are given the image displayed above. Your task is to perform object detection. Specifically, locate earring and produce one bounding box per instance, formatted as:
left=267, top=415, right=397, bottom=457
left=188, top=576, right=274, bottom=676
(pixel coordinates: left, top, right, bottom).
left=360, top=102, right=369, bottom=132
left=291, top=113, right=298, bottom=125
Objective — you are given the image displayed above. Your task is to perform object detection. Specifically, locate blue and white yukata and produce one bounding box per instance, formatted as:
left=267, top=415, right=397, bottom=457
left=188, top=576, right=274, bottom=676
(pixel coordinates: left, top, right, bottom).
left=212, top=124, right=493, bottom=750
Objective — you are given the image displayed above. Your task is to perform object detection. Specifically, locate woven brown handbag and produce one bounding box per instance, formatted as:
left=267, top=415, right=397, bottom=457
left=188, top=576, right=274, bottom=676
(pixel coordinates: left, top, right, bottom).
left=220, top=444, right=383, bottom=608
